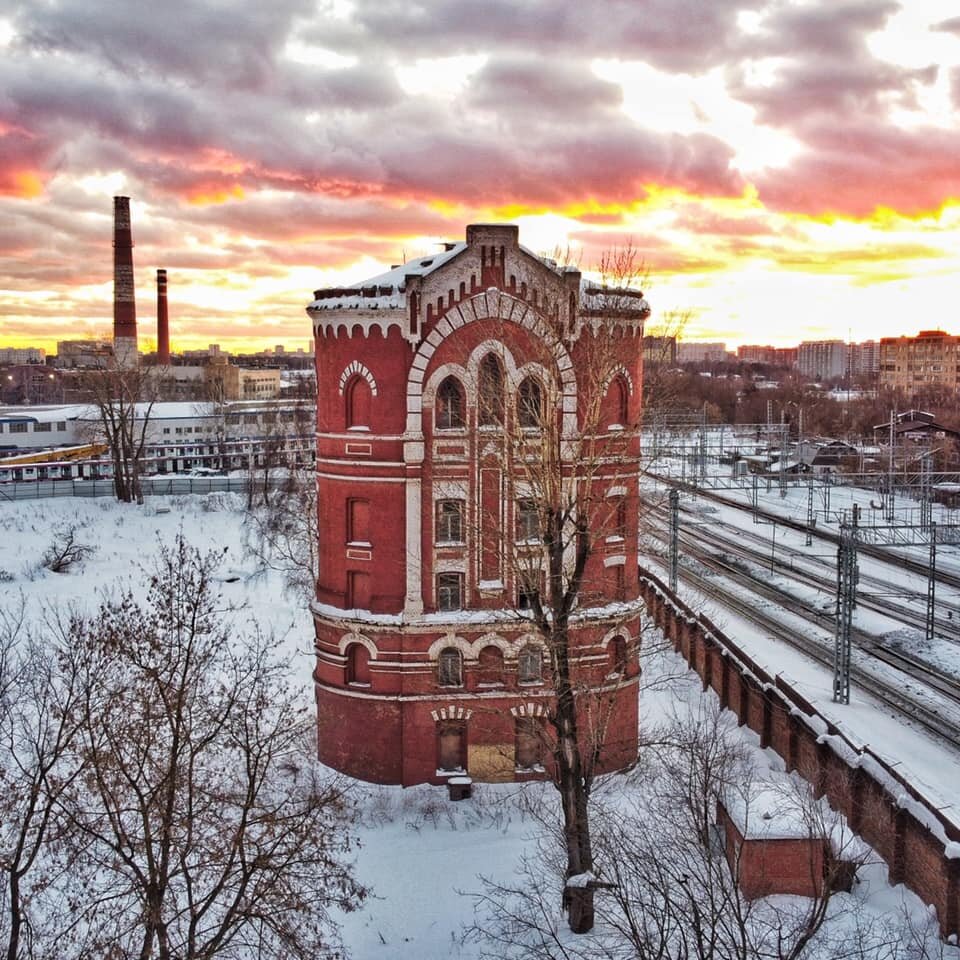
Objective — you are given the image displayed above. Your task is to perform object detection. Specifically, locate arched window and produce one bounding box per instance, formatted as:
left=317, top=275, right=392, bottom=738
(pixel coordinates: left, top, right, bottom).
left=603, top=374, right=629, bottom=427
left=345, top=375, right=372, bottom=429
left=609, top=636, right=628, bottom=676
left=437, top=720, right=466, bottom=771
left=477, top=645, right=504, bottom=686
left=345, top=643, right=371, bottom=685
left=515, top=716, right=544, bottom=770
left=517, top=644, right=543, bottom=684
left=517, top=377, right=543, bottom=429
left=438, top=646, right=463, bottom=687
left=478, top=354, right=504, bottom=426
left=436, top=376, right=465, bottom=430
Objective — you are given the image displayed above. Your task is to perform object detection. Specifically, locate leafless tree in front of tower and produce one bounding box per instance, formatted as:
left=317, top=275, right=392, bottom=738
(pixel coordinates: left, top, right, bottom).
left=474, top=245, right=650, bottom=932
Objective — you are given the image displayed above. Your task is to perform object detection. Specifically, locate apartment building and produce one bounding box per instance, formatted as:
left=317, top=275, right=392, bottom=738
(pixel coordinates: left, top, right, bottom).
left=879, top=330, right=960, bottom=391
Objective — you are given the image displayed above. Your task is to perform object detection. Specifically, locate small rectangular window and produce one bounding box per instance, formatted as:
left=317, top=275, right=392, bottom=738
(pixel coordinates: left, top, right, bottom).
left=33, top=422, right=52, bottom=432
left=347, top=498, right=370, bottom=544
left=57, top=421, right=66, bottom=431
left=516, top=500, right=539, bottom=541
left=436, top=500, right=464, bottom=544
left=517, top=570, right=541, bottom=611
left=10, top=423, right=27, bottom=433
left=437, top=572, right=463, bottom=612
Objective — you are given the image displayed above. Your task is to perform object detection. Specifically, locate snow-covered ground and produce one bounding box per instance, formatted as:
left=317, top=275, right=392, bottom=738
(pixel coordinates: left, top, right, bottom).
left=0, top=494, right=957, bottom=959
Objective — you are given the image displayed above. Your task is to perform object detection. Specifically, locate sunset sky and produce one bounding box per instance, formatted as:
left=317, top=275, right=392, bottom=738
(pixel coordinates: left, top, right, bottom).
left=2, top=0, right=960, bottom=355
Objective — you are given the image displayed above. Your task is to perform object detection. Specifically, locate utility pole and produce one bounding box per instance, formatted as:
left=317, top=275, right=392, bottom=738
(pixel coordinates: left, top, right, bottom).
left=779, top=420, right=787, bottom=498
left=926, top=521, right=937, bottom=644
left=699, top=404, right=707, bottom=484
left=887, top=407, right=896, bottom=522
left=834, top=518, right=857, bottom=704
left=669, top=488, right=679, bottom=592
left=806, top=474, right=814, bottom=547
left=920, top=451, right=932, bottom=530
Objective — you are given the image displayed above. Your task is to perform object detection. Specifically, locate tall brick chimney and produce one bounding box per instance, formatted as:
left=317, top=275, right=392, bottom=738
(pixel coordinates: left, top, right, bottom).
left=156, top=268, right=170, bottom=365
left=112, top=196, right=138, bottom=367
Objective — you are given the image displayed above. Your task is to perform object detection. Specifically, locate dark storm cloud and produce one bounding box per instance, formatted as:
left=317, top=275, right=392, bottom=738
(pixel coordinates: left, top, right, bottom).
left=465, top=57, right=623, bottom=116
left=728, top=0, right=936, bottom=127
left=11, top=0, right=314, bottom=90
left=313, top=0, right=765, bottom=74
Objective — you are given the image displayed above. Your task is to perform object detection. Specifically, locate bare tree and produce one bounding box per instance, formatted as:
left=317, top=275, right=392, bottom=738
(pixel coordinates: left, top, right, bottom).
left=57, top=535, right=365, bottom=960
left=471, top=696, right=897, bottom=960
left=461, top=245, right=649, bottom=932
left=41, top=524, right=94, bottom=574
left=244, top=391, right=318, bottom=596
left=79, top=363, right=166, bottom=503
left=0, top=603, right=85, bottom=960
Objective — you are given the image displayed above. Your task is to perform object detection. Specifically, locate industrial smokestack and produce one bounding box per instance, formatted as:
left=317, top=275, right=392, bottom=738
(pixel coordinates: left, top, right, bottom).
left=112, top=196, right=138, bottom=367
left=156, top=268, right=170, bottom=365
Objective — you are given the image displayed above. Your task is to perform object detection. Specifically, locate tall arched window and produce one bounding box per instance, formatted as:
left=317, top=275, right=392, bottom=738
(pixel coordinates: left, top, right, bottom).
left=477, top=645, right=504, bottom=686
left=609, top=636, right=628, bottom=676
left=517, top=377, right=543, bottom=429
left=438, top=647, right=463, bottom=687
left=603, top=374, right=629, bottom=427
left=436, top=376, right=465, bottom=430
left=478, top=354, right=504, bottom=426
left=346, top=643, right=371, bottom=685
left=517, top=644, right=543, bottom=684
left=345, top=375, right=372, bottom=429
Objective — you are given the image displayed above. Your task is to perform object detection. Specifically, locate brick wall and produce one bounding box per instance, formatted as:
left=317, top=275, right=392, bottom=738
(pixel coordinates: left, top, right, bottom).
left=639, top=569, right=960, bottom=939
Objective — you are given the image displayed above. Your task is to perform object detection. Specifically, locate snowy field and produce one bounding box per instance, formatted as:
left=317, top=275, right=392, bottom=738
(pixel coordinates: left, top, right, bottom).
left=0, top=494, right=957, bottom=959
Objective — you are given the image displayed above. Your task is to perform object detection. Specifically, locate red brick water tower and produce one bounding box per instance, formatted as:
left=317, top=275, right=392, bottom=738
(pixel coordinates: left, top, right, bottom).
left=307, top=224, right=649, bottom=786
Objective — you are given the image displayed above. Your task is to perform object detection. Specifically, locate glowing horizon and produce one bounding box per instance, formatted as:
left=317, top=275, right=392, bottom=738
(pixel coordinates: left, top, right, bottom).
left=2, top=1, right=959, bottom=356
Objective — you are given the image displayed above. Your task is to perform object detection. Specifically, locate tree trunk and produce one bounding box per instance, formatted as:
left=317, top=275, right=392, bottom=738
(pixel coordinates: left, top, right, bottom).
left=552, top=624, right=595, bottom=933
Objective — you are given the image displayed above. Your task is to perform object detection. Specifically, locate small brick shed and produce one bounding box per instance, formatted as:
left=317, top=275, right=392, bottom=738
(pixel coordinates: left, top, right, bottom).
left=718, top=784, right=845, bottom=900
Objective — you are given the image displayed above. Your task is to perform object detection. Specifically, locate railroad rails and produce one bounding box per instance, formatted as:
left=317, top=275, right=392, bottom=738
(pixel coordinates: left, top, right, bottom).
left=659, top=502, right=960, bottom=639
left=640, top=475, right=960, bottom=749
left=649, top=472, right=960, bottom=592
left=649, top=531, right=960, bottom=750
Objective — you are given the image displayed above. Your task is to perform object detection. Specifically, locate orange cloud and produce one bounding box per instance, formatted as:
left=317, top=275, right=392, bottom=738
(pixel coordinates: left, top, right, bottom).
left=0, top=170, right=45, bottom=199
left=186, top=184, right=246, bottom=206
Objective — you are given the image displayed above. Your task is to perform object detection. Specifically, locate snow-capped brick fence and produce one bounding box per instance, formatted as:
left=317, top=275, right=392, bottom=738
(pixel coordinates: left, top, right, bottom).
left=639, top=568, right=960, bottom=939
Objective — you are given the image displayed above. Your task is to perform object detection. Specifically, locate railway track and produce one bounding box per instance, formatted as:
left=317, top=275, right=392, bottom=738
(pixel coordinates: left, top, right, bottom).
left=648, top=472, right=960, bottom=592
left=666, top=544, right=960, bottom=750
left=663, top=505, right=960, bottom=639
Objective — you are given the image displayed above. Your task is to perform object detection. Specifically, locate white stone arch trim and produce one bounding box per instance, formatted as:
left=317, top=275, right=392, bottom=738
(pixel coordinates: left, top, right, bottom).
left=606, top=485, right=628, bottom=498
left=512, top=362, right=562, bottom=407
left=431, top=705, right=473, bottom=721
left=601, top=626, right=632, bottom=650
left=471, top=632, right=512, bottom=659
left=427, top=634, right=476, bottom=661
left=511, top=633, right=548, bottom=659
left=604, top=554, right=627, bottom=567
left=601, top=364, right=635, bottom=395
left=338, top=632, right=378, bottom=660
left=406, top=291, right=578, bottom=436
left=510, top=702, right=550, bottom=718
left=422, top=362, right=469, bottom=408
left=338, top=361, right=378, bottom=396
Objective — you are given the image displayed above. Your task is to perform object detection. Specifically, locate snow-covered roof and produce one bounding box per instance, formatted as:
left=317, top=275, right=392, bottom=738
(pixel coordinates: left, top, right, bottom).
left=0, top=404, right=90, bottom=423
left=722, top=783, right=819, bottom=841
left=71, top=402, right=225, bottom=421
left=307, top=243, right=467, bottom=311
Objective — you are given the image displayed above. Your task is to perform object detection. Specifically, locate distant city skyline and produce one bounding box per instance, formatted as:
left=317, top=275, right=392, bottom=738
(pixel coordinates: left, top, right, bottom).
left=2, top=1, right=960, bottom=354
